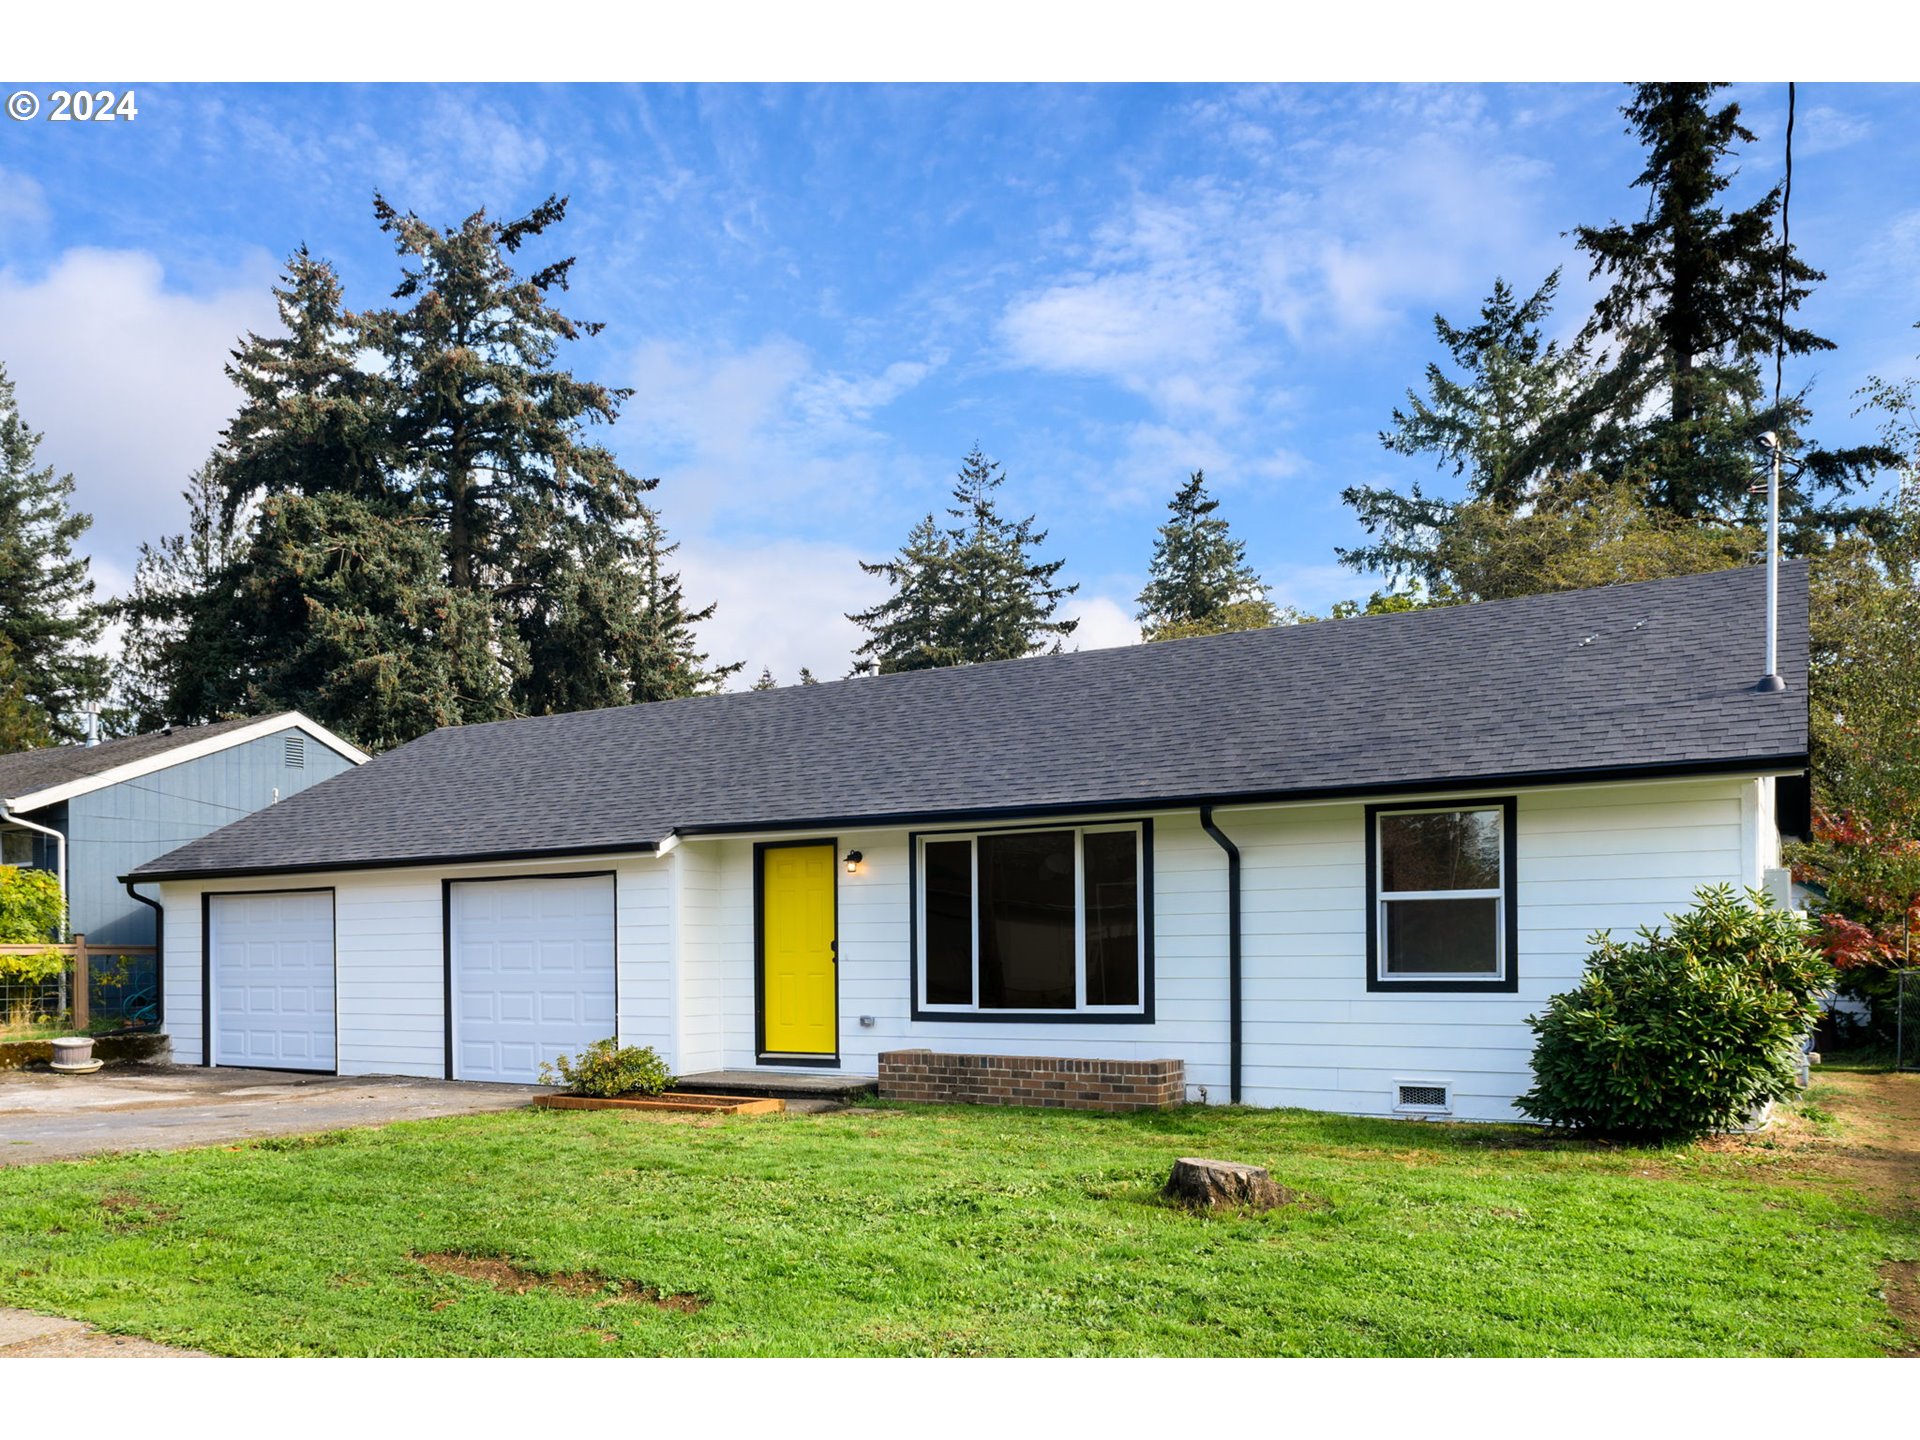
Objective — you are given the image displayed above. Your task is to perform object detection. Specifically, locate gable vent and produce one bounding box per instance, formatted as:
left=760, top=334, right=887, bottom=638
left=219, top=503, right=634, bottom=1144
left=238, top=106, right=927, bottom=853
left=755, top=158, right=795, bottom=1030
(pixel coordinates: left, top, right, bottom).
left=284, top=734, right=306, bottom=769
left=1394, top=1082, right=1451, bottom=1113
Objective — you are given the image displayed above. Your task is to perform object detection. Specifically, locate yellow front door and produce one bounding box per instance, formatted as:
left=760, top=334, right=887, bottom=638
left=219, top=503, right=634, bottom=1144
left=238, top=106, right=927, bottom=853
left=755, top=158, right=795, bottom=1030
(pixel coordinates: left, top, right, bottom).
left=760, top=843, right=837, bottom=1056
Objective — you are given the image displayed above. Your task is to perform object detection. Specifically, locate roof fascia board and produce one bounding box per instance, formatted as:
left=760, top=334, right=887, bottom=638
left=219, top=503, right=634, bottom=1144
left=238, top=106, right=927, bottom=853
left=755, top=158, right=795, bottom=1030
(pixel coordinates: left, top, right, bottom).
left=124, top=836, right=661, bottom=886
left=1209, top=765, right=1808, bottom=818
left=9, top=713, right=370, bottom=813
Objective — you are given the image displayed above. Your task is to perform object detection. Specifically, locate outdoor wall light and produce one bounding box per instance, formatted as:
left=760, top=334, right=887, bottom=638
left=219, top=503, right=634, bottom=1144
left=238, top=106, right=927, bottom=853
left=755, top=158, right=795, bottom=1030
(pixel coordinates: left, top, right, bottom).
left=844, top=850, right=864, bottom=874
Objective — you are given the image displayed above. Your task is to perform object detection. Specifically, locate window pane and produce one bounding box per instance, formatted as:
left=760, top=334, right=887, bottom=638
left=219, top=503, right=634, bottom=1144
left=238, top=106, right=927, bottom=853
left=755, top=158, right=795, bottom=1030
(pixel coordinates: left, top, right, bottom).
left=1379, top=809, right=1501, bottom=891
left=978, top=830, right=1076, bottom=1009
left=1083, top=830, right=1140, bottom=1006
left=924, top=840, right=973, bottom=1005
left=1383, top=897, right=1500, bottom=975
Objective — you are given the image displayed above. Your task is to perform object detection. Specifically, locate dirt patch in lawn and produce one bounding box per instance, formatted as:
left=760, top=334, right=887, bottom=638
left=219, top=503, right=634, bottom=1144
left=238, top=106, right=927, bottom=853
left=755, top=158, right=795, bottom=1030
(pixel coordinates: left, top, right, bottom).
left=1882, top=1261, right=1920, bottom=1356
left=414, top=1251, right=705, bottom=1312
left=1716, top=1070, right=1920, bottom=1355
left=98, top=1190, right=177, bottom=1230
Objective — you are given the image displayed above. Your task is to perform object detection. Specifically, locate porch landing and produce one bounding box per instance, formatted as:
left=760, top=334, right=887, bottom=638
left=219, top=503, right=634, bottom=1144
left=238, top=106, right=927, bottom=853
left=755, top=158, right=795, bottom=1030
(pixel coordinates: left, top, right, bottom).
left=676, top=1070, right=878, bottom=1103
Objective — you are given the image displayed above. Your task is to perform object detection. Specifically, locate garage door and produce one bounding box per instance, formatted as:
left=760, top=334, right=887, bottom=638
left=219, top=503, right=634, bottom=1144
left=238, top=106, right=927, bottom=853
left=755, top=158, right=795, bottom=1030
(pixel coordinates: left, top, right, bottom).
left=449, top=875, right=616, bottom=1084
left=209, top=891, right=336, bottom=1071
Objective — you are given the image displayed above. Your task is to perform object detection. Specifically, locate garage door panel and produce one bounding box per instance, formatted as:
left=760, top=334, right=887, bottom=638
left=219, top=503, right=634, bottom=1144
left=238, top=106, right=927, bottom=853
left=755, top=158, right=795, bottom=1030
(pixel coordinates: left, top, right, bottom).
left=209, top=892, right=335, bottom=1072
left=451, top=876, right=616, bottom=1084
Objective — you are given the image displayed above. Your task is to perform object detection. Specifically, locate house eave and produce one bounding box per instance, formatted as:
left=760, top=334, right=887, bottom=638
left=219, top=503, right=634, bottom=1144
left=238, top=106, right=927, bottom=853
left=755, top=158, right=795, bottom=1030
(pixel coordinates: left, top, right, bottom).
left=7, top=712, right=370, bottom=815
left=121, top=750, right=1805, bottom=886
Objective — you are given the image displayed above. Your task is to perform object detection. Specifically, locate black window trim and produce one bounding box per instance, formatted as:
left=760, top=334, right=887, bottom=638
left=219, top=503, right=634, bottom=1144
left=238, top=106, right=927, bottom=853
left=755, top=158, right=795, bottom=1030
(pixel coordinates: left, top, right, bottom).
left=908, top=817, right=1155, bottom=1024
left=1364, top=796, right=1519, bottom=994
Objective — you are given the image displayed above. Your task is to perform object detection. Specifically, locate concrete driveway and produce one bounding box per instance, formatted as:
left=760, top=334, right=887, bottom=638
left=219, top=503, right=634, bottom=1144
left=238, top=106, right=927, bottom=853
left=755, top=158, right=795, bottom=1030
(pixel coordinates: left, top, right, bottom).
left=0, top=1065, right=544, bottom=1165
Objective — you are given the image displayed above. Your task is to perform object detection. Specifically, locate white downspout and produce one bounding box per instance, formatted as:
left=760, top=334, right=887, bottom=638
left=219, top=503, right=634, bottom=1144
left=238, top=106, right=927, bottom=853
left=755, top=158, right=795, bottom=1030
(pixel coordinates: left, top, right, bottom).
left=2, top=804, right=68, bottom=936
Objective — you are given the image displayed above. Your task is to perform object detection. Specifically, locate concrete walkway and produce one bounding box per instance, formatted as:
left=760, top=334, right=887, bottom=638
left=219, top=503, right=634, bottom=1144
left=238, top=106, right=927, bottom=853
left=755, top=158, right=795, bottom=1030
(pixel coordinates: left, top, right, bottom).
left=0, top=1064, right=544, bottom=1165
left=0, top=1307, right=207, bottom=1357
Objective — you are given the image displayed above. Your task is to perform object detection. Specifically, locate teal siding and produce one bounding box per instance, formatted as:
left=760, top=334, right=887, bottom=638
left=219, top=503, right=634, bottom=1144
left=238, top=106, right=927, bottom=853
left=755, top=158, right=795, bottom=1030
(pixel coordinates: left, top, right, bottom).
left=65, top=728, right=357, bottom=945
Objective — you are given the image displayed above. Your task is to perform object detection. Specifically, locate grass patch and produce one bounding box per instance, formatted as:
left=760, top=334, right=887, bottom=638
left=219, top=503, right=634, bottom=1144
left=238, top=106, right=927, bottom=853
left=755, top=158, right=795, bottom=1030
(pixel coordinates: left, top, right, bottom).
left=0, top=1098, right=1911, bottom=1357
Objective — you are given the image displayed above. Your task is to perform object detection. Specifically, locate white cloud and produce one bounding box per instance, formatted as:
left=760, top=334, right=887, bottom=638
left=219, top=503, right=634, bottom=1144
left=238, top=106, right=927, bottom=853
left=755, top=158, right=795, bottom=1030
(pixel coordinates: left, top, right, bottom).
left=677, top=535, right=886, bottom=685
left=0, top=166, right=48, bottom=237
left=1269, top=561, right=1367, bottom=617
left=621, top=336, right=943, bottom=537
left=0, top=247, right=278, bottom=589
left=1792, top=104, right=1872, bottom=158
left=995, top=113, right=1560, bottom=472
left=1062, top=593, right=1140, bottom=652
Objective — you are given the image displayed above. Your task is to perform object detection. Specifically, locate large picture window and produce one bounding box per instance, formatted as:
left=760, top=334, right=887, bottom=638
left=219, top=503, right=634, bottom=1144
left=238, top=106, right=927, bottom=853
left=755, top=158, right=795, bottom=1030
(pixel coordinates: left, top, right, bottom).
left=915, top=823, right=1148, bottom=1018
left=1366, top=799, right=1517, bottom=991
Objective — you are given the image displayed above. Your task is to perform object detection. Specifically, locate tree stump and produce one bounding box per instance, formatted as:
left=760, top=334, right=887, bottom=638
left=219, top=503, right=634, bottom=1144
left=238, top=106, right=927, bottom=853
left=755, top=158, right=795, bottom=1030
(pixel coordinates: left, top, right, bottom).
left=1163, top=1156, right=1290, bottom=1211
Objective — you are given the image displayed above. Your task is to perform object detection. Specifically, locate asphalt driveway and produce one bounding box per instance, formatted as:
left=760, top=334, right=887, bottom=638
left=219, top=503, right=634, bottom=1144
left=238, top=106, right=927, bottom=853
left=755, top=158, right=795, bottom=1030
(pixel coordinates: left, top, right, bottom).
left=0, top=1065, right=544, bottom=1165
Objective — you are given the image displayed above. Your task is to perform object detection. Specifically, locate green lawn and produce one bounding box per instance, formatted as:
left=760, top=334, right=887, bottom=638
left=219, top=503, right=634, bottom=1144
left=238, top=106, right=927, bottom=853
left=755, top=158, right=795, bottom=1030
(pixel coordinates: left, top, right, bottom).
left=0, top=1098, right=1909, bottom=1356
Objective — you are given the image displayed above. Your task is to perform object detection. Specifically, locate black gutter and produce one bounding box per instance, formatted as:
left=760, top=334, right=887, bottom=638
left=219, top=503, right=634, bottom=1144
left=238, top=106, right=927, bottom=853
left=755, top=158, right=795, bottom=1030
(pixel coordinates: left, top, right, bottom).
left=119, top=752, right=1810, bottom=885
left=1198, top=805, right=1242, bottom=1105
left=123, top=879, right=165, bottom=1032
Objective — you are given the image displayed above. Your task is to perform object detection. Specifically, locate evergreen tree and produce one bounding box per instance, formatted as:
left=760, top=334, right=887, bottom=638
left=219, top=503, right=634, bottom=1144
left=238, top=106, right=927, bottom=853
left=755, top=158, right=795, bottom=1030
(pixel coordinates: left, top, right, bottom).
left=939, top=447, right=1078, bottom=662
left=750, top=667, right=777, bottom=691
left=219, top=247, right=392, bottom=520
left=1574, top=83, right=1887, bottom=525
left=852, top=449, right=1078, bottom=672
left=849, top=514, right=961, bottom=673
left=798, top=667, right=818, bottom=686
left=1137, top=469, right=1278, bottom=640
left=1342, top=274, right=1632, bottom=583
left=113, top=456, right=248, bottom=731
left=618, top=515, right=739, bottom=703
left=125, top=199, right=732, bottom=742
left=197, top=493, right=513, bottom=750
left=0, top=638, right=54, bottom=751
left=0, top=361, right=106, bottom=741
left=365, top=194, right=653, bottom=612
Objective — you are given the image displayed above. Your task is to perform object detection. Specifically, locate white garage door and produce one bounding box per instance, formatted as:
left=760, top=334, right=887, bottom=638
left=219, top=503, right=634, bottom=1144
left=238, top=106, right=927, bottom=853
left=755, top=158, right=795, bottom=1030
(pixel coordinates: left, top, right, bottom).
left=209, top=891, right=336, bottom=1072
left=450, top=875, right=616, bottom=1084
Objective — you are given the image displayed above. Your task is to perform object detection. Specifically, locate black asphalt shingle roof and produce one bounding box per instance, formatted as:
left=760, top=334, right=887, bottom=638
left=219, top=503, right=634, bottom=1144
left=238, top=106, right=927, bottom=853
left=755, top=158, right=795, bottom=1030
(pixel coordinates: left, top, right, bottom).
left=1, top=715, right=284, bottom=811
left=129, top=564, right=1809, bottom=881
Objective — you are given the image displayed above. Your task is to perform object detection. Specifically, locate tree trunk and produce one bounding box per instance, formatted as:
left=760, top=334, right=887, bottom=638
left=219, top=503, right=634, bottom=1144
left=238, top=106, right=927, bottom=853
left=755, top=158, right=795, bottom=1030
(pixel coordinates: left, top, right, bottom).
left=1163, top=1156, right=1292, bottom=1211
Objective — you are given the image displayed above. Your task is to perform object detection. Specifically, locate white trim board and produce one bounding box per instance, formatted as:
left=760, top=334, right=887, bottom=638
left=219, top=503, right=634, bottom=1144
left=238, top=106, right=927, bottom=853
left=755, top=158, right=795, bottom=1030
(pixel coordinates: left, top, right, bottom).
left=5, top=712, right=371, bottom=813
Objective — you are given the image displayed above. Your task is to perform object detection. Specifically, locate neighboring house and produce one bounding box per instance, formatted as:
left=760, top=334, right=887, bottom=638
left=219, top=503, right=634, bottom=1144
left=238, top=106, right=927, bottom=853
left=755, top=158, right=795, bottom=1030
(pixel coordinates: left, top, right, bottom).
left=129, top=565, right=1810, bottom=1120
left=1, top=714, right=366, bottom=947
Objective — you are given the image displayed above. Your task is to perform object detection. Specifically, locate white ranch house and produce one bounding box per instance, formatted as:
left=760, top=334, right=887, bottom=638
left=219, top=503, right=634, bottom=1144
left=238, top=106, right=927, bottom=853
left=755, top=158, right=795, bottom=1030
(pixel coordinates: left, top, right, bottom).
left=127, top=564, right=1810, bottom=1122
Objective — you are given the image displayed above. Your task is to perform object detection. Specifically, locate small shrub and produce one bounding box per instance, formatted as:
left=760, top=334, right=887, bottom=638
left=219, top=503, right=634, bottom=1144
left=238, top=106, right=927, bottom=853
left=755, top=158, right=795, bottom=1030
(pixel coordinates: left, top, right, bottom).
left=1517, top=885, right=1832, bottom=1141
left=539, top=1038, right=674, bottom=1098
left=0, top=946, right=63, bottom=986
left=0, top=865, right=63, bottom=944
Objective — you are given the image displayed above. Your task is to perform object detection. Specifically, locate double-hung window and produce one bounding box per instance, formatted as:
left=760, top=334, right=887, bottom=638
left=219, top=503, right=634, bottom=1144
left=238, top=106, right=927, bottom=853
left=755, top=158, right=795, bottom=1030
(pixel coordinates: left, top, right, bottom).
left=915, top=822, right=1149, bottom=1018
left=1366, top=799, right=1516, bottom=991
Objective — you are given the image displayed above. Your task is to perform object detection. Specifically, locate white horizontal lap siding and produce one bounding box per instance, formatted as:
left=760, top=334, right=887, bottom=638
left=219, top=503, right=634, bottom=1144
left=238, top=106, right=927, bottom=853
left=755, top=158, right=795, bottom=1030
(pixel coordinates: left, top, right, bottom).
left=159, top=855, right=668, bottom=1080
left=616, top=858, right=674, bottom=1058
left=1232, top=778, right=1757, bottom=1121
left=674, top=814, right=1232, bottom=1097
left=157, top=881, right=203, bottom=1063
left=668, top=844, right=741, bottom=1075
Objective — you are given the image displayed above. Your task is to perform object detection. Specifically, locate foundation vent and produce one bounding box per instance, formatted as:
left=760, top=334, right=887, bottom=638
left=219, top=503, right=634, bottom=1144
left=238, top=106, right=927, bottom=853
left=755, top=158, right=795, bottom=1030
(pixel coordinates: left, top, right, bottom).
left=1394, top=1082, right=1452, bottom=1114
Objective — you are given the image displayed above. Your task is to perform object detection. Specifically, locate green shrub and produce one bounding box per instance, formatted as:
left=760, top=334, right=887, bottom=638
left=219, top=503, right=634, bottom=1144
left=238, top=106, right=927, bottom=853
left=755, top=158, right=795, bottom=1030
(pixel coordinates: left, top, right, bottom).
left=539, top=1038, right=675, bottom=1098
left=1517, top=885, right=1832, bottom=1141
left=0, top=864, right=63, bottom=944
left=0, top=946, right=63, bottom=987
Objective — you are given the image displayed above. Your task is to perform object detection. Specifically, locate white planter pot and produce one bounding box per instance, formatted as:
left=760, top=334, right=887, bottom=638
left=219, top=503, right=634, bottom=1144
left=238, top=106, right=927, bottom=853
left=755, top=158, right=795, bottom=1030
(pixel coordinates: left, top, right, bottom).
left=50, top=1036, right=102, bottom=1074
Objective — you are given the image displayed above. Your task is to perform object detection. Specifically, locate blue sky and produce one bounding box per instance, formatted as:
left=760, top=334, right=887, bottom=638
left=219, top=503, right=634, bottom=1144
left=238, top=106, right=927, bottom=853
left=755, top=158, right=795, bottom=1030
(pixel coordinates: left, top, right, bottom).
left=2, top=81, right=1916, bottom=681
